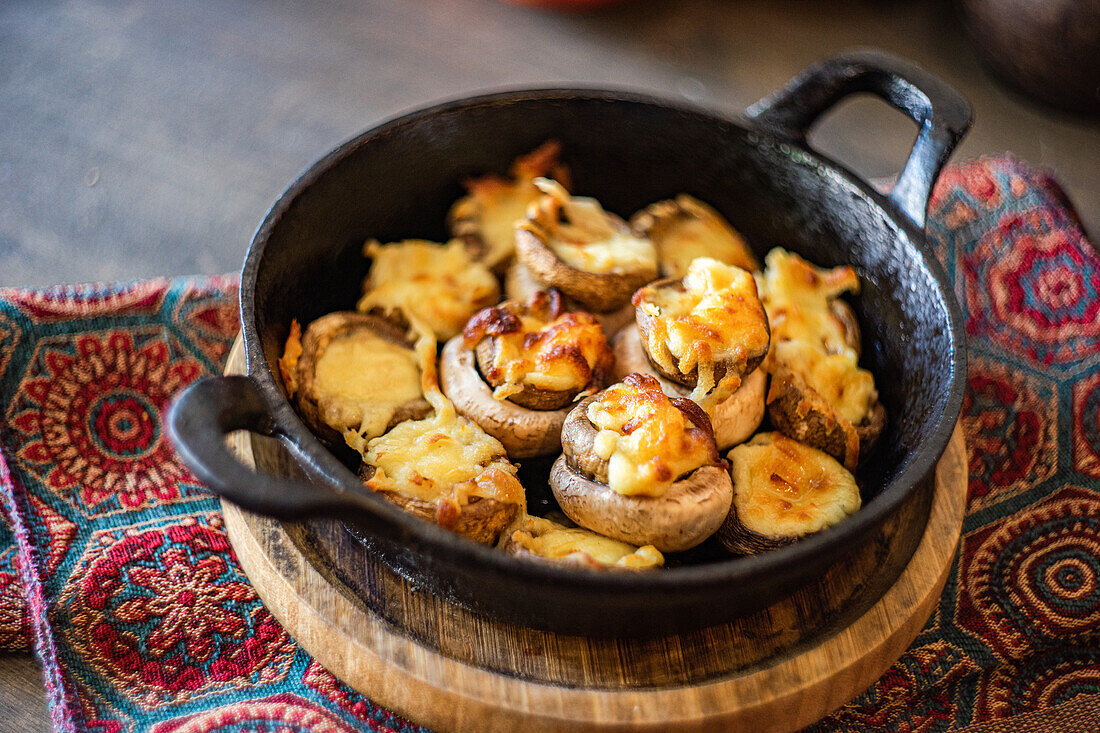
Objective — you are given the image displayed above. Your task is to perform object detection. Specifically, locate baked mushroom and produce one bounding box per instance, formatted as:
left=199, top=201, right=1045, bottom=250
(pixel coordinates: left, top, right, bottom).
left=504, top=260, right=635, bottom=336
left=358, top=410, right=524, bottom=545
left=439, top=290, right=614, bottom=458
left=447, top=140, right=571, bottom=272
left=765, top=342, right=886, bottom=470
left=357, top=238, right=500, bottom=341
left=756, top=248, right=885, bottom=469
left=502, top=515, right=664, bottom=570
left=631, top=194, right=760, bottom=277
left=278, top=312, right=431, bottom=447
left=611, top=323, right=765, bottom=450
left=515, top=179, right=658, bottom=314
left=550, top=373, right=733, bottom=552
left=632, top=257, right=770, bottom=402
left=718, top=432, right=861, bottom=555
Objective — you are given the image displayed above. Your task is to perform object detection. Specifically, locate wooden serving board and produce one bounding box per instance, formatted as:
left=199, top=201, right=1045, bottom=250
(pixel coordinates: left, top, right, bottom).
left=220, top=338, right=968, bottom=732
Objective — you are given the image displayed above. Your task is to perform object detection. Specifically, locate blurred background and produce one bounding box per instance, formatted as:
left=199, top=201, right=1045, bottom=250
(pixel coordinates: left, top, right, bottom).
left=1, top=0, right=1097, bottom=287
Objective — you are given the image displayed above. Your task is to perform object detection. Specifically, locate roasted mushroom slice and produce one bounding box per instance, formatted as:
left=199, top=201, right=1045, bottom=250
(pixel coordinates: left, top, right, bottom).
left=503, top=260, right=634, bottom=336
left=516, top=179, right=658, bottom=313
left=632, top=257, right=770, bottom=402
left=447, top=140, right=570, bottom=272
left=278, top=312, right=431, bottom=447
left=502, top=515, right=664, bottom=570
left=356, top=238, right=500, bottom=341
left=551, top=373, right=732, bottom=552
left=631, top=194, right=760, bottom=277
left=358, top=411, right=524, bottom=545
left=440, top=289, right=614, bottom=458
left=765, top=341, right=886, bottom=470
left=611, top=324, right=765, bottom=450
left=718, top=432, right=861, bottom=555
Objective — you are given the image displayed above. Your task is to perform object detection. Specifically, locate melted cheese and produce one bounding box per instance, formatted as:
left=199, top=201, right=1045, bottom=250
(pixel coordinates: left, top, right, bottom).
left=728, top=433, right=860, bottom=538
left=637, top=258, right=769, bottom=402
left=647, top=196, right=759, bottom=277
left=773, top=341, right=877, bottom=425
left=757, top=248, right=860, bottom=357
left=510, top=516, right=664, bottom=569
left=465, top=296, right=612, bottom=401
left=279, top=319, right=303, bottom=396
left=363, top=410, right=523, bottom=506
left=520, top=179, right=656, bottom=274
left=586, top=375, right=716, bottom=497
left=448, top=141, right=567, bottom=269
left=357, top=239, right=500, bottom=341
left=312, top=328, right=424, bottom=441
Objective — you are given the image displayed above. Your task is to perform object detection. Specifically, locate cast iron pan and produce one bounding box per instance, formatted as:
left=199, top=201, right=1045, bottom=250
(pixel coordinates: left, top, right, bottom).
left=168, top=50, right=971, bottom=637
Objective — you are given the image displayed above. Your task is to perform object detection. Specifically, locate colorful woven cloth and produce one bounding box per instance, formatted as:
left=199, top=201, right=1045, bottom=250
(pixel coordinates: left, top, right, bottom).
left=0, top=156, right=1097, bottom=731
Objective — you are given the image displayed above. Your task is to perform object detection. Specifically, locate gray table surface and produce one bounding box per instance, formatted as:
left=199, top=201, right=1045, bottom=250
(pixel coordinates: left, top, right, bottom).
left=1, top=0, right=1097, bottom=728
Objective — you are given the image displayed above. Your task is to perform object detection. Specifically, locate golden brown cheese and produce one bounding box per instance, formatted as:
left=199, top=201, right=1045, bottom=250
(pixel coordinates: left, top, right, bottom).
left=518, top=179, right=657, bottom=274
left=448, top=141, right=570, bottom=270
left=637, top=195, right=760, bottom=277
left=586, top=373, right=719, bottom=497
left=773, top=341, right=877, bottom=425
left=462, top=290, right=614, bottom=401
left=728, top=432, right=860, bottom=538
left=362, top=410, right=524, bottom=508
left=306, top=327, right=424, bottom=443
left=635, top=258, right=770, bottom=402
left=757, top=248, right=860, bottom=357
left=509, top=516, right=664, bottom=569
left=357, top=239, right=500, bottom=341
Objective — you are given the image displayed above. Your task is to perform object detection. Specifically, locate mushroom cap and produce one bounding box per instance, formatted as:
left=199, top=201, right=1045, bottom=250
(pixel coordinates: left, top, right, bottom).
left=439, top=336, right=570, bottom=459
left=549, top=455, right=732, bottom=553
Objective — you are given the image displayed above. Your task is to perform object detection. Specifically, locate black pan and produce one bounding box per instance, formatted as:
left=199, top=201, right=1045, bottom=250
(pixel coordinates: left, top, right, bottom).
left=168, top=50, right=970, bottom=637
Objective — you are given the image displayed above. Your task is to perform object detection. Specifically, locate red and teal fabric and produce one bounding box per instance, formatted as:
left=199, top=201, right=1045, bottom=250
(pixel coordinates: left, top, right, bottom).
left=0, top=155, right=1097, bottom=731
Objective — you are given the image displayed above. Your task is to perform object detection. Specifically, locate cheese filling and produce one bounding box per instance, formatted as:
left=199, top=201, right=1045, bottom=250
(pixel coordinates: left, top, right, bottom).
left=312, top=328, right=424, bottom=441
left=637, top=257, right=769, bottom=403
left=757, top=248, right=860, bottom=358
left=363, top=410, right=524, bottom=508
left=463, top=292, right=612, bottom=401
left=521, top=179, right=656, bottom=274
left=509, top=516, right=664, bottom=569
left=357, top=239, right=500, bottom=341
left=773, top=341, right=876, bottom=425
left=728, top=433, right=860, bottom=538
left=585, top=375, right=716, bottom=497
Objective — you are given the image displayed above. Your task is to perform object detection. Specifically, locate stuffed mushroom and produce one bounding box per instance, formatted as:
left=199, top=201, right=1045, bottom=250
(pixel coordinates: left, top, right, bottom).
left=757, top=248, right=885, bottom=469
left=440, top=289, right=614, bottom=458
left=718, top=432, right=861, bottom=555
left=278, top=312, right=431, bottom=447
left=502, top=515, right=664, bottom=570
left=357, top=238, right=500, bottom=341
left=358, top=409, right=524, bottom=545
left=550, top=373, right=732, bottom=552
left=631, top=194, right=760, bottom=277
left=515, top=178, right=658, bottom=315
left=632, top=257, right=771, bottom=404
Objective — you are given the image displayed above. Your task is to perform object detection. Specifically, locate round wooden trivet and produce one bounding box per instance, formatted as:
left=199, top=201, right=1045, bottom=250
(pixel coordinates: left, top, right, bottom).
left=219, top=337, right=967, bottom=732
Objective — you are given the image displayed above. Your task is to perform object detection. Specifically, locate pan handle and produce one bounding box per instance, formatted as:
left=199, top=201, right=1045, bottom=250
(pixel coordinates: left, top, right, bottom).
left=167, top=375, right=377, bottom=520
left=747, top=49, right=972, bottom=229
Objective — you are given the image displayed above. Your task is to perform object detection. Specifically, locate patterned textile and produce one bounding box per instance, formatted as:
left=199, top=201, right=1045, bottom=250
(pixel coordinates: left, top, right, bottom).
left=0, top=156, right=1096, bottom=731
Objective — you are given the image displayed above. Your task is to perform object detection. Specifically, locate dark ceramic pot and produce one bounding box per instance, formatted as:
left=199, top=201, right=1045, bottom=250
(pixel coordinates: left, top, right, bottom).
left=168, top=50, right=971, bottom=637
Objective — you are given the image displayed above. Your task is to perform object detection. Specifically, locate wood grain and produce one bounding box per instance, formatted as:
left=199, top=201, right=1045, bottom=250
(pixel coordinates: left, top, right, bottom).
left=221, top=338, right=968, bottom=732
